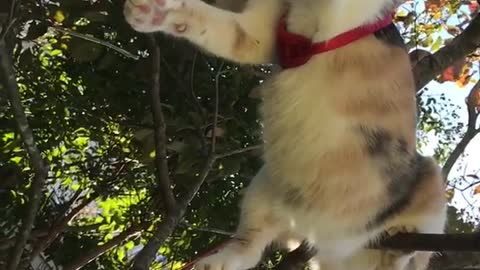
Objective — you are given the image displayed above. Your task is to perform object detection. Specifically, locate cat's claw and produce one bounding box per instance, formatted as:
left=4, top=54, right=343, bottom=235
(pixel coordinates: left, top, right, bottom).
left=124, top=0, right=186, bottom=33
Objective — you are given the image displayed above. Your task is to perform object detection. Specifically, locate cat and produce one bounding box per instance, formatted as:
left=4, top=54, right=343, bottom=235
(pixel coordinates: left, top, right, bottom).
left=123, top=0, right=447, bottom=269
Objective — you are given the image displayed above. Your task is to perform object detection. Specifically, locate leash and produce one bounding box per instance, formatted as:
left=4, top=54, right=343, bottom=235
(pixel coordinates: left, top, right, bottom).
left=179, top=239, right=233, bottom=270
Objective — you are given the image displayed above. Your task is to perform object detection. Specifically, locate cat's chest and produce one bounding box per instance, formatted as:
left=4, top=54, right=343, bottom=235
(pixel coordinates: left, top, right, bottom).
left=260, top=66, right=344, bottom=133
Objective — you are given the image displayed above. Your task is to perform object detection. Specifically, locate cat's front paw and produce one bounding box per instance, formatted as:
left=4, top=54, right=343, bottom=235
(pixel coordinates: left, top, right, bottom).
left=123, top=0, right=187, bottom=33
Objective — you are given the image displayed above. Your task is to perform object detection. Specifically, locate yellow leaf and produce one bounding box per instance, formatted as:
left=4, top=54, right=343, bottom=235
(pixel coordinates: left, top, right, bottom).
left=396, top=10, right=408, bottom=17
left=433, top=11, right=442, bottom=20
left=445, top=188, right=454, bottom=201
left=54, top=10, right=65, bottom=23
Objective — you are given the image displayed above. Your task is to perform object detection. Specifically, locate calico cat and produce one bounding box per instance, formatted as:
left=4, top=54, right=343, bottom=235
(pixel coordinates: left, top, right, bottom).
left=123, top=0, right=447, bottom=269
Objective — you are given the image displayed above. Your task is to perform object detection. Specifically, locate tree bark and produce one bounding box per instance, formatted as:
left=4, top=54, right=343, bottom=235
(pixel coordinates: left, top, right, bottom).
left=1, top=36, right=49, bottom=270
left=413, top=13, right=480, bottom=91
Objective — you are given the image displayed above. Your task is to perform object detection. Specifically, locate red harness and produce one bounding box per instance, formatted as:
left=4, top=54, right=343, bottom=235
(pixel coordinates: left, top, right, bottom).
left=277, top=13, right=394, bottom=68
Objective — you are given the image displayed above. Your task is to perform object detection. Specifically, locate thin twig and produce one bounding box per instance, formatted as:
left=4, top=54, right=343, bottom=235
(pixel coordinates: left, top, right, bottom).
left=34, top=157, right=126, bottom=254
left=0, top=18, right=17, bottom=40
left=147, top=34, right=177, bottom=214
left=0, top=0, right=18, bottom=39
left=215, top=144, right=263, bottom=159
left=181, top=222, right=233, bottom=237
left=459, top=180, right=480, bottom=192
left=29, top=194, right=98, bottom=259
left=7, top=0, right=16, bottom=25
left=211, top=62, right=225, bottom=155
left=63, top=226, right=141, bottom=270
left=51, top=26, right=139, bottom=60
left=190, top=52, right=205, bottom=118
left=176, top=61, right=225, bottom=208
left=178, top=156, right=216, bottom=210
left=442, top=81, right=480, bottom=179
left=190, top=226, right=233, bottom=237
left=65, top=189, right=84, bottom=208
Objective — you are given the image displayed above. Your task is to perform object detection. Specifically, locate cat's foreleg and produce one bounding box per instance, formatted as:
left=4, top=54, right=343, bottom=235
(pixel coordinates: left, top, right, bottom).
left=123, top=0, right=282, bottom=64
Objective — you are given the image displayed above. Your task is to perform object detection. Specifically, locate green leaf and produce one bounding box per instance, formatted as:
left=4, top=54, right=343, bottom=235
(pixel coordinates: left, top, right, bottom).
left=125, top=241, right=135, bottom=250
left=117, top=248, right=125, bottom=261
left=10, top=156, right=22, bottom=164
left=73, top=136, right=89, bottom=147
left=431, top=36, right=443, bottom=52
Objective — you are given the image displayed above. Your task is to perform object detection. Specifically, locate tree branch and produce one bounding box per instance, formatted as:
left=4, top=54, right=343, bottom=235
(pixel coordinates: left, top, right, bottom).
left=413, top=12, right=480, bottom=91
left=215, top=144, right=263, bottom=159
left=130, top=214, right=181, bottom=270
left=147, top=34, right=177, bottom=215
left=1, top=17, right=49, bottom=269
left=371, top=233, right=480, bottom=252
left=131, top=37, right=221, bottom=270
left=175, top=62, right=225, bottom=210
left=275, top=233, right=480, bottom=270
left=29, top=194, right=98, bottom=259
left=63, top=226, right=141, bottom=270
left=51, top=26, right=139, bottom=60
left=0, top=231, right=48, bottom=251
left=129, top=35, right=181, bottom=270
left=442, top=81, right=480, bottom=178
left=428, top=251, right=480, bottom=270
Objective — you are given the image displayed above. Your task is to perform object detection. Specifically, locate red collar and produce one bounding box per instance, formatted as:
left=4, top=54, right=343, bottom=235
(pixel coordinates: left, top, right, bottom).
left=276, top=14, right=394, bottom=69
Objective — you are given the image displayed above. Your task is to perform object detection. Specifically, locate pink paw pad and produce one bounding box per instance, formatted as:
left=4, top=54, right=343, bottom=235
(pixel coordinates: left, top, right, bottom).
left=151, top=14, right=166, bottom=25
left=137, top=4, right=151, bottom=13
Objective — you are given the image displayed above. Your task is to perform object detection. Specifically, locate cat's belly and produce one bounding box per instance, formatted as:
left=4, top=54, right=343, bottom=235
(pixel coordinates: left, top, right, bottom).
left=260, top=93, right=361, bottom=192
left=286, top=211, right=379, bottom=259
left=257, top=64, right=391, bottom=250
left=259, top=66, right=352, bottom=179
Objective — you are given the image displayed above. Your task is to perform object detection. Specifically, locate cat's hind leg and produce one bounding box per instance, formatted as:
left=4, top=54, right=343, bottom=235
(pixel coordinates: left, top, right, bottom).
left=194, top=168, right=288, bottom=270
left=194, top=167, right=288, bottom=270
